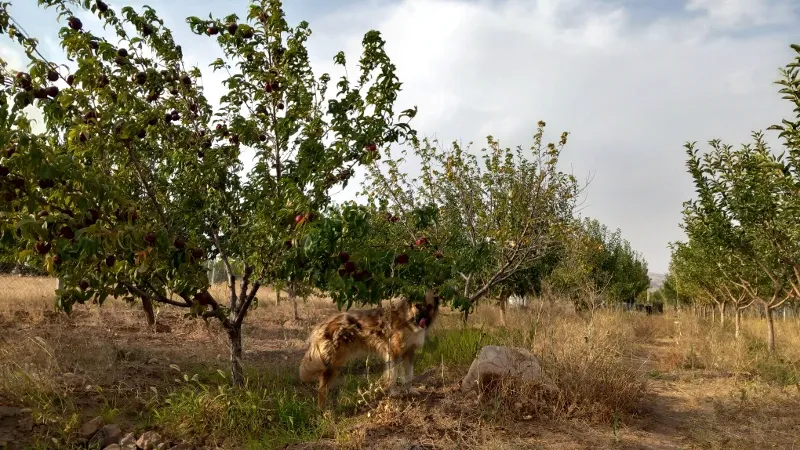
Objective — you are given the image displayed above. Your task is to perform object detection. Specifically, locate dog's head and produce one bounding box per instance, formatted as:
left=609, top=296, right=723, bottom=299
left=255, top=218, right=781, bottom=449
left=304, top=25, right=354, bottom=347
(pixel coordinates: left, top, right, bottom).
left=410, top=289, right=440, bottom=330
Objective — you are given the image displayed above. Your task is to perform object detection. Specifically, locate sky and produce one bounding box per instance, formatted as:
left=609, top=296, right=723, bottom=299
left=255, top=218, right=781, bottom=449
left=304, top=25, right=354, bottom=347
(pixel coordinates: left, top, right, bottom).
left=2, top=0, right=799, bottom=274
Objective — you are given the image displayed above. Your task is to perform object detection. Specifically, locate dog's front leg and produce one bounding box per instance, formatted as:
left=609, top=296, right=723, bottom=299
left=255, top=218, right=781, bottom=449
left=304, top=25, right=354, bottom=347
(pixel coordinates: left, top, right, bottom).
left=401, top=351, right=420, bottom=396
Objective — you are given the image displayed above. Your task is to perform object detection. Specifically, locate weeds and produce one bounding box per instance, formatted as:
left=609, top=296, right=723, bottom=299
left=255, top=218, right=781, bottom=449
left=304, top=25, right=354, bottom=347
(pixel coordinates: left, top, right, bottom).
left=3, top=279, right=800, bottom=448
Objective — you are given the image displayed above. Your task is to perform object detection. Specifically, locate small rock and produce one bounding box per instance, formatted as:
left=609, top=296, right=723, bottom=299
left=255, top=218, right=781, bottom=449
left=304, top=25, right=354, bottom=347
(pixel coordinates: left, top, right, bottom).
left=169, top=444, right=193, bottom=450
left=136, top=431, right=164, bottom=450
left=119, top=432, right=137, bottom=450
left=103, top=445, right=122, bottom=450
left=89, top=424, right=122, bottom=448
left=79, top=416, right=105, bottom=440
left=156, top=443, right=168, bottom=450
left=459, top=345, right=555, bottom=393
left=147, top=358, right=159, bottom=365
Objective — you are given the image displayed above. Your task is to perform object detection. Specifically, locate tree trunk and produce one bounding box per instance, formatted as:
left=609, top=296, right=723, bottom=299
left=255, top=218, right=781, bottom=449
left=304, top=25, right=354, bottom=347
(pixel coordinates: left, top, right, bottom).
left=227, top=324, right=244, bottom=386
left=711, top=305, right=715, bottom=323
left=766, top=306, right=775, bottom=353
left=142, top=296, right=155, bottom=327
left=462, top=308, right=470, bottom=324
left=289, top=283, right=299, bottom=321
left=499, top=295, right=508, bottom=327
left=734, top=308, right=742, bottom=340
left=718, top=302, right=726, bottom=327
left=275, top=288, right=281, bottom=306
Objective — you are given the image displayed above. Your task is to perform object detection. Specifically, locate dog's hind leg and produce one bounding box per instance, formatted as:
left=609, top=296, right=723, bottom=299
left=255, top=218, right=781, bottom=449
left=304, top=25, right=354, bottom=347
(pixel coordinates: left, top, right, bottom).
left=317, top=366, right=338, bottom=410
left=379, top=357, right=397, bottom=389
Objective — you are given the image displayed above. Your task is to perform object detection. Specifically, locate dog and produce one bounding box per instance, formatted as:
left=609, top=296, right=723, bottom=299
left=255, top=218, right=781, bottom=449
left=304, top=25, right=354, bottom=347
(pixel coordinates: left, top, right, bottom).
left=299, top=289, right=440, bottom=408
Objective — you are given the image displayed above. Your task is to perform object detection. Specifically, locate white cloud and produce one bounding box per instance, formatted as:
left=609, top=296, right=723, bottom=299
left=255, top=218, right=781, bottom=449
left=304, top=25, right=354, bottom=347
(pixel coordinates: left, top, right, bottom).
left=301, top=0, right=798, bottom=272
left=685, top=0, right=797, bottom=28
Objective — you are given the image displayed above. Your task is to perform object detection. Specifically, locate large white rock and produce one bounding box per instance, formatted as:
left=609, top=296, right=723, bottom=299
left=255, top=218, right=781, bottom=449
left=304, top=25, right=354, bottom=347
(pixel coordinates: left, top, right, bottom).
left=459, top=345, right=554, bottom=392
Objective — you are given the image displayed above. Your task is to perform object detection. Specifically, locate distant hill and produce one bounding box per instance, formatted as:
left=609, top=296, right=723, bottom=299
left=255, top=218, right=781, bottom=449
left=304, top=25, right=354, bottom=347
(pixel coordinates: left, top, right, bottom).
left=648, top=272, right=666, bottom=290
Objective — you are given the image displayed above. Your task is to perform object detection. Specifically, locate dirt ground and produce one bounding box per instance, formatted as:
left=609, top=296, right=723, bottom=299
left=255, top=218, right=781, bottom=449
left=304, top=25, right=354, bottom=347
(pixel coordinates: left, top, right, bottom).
left=1, top=276, right=799, bottom=449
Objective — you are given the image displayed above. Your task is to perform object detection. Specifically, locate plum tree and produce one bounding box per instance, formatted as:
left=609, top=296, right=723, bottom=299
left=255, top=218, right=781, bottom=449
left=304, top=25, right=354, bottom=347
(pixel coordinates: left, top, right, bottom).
left=0, top=0, right=416, bottom=385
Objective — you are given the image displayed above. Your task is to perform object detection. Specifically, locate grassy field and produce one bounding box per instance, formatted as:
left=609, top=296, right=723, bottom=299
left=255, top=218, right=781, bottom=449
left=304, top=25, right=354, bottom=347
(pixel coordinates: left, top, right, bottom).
left=1, top=275, right=800, bottom=449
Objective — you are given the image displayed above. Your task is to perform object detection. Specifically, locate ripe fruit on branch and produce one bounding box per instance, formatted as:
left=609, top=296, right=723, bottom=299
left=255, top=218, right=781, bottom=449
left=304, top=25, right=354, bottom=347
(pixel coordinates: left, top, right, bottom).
left=207, top=25, right=219, bottom=35
left=34, top=241, right=51, bottom=255
left=68, top=17, right=82, bottom=31
left=416, top=237, right=429, bottom=247
left=173, top=237, right=185, bottom=249
left=79, top=280, right=90, bottom=291
left=144, top=231, right=157, bottom=245
left=105, top=255, right=116, bottom=267
left=339, top=252, right=350, bottom=263
left=194, top=291, right=213, bottom=306
left=365, top=142, right=377, bottom=152
left=353, top=270, right=371, bottom=282
left=395, top=254, right=409, bottom=265
left=85, top=209, right=100, bottom=225
left=47, top=70, right=59, bottom=82
left=344, top=261, right=356, bottom=273
left=59, top=226, right=74, bottom=239
left=295, top=214, right=304, bottom=225
left=190, top=248, right=204, bottom=259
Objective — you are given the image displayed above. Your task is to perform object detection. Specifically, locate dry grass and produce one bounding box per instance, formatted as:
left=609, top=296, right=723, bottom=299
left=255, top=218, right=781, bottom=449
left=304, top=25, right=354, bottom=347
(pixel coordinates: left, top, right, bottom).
left=1, top=276, right=800, bottom=449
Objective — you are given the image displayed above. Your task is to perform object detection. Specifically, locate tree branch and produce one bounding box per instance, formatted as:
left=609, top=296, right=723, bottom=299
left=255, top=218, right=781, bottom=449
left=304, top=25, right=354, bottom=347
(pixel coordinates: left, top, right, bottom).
left=211, top=229, right=237, bottom=309
left=234, top=281, right=261, bottom=327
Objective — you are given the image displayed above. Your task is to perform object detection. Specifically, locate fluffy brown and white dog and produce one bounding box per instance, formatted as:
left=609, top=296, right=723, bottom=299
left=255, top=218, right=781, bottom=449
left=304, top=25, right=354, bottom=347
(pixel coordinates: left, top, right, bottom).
left=299, top=290, right=440, bottom=408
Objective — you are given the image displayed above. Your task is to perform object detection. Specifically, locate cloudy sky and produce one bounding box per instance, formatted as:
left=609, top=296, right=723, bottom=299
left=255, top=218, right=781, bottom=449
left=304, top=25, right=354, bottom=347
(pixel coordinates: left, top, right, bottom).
left=2, top=0, right=799, bottom=273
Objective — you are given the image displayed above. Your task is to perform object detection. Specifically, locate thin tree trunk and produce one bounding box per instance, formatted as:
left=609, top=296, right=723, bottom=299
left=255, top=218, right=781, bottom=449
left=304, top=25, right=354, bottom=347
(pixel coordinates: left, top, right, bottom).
left=142, top=296, right=155, bottom=327
left=227, top=325, right=244, bottom=386
left=275, top=288, right=280, bottom=306
left=766, top=305, right=776, bottom=353
left=711, top=305, right=715, bottom=323
left=289, top=283, right=299, bottom=321
left=499, top=295, right=508, bottom=327
left=734, top=308, right=742, bottom=339
left=462, top=308, right=470, bottom=324
left=718, top=302, right=726, bottom=327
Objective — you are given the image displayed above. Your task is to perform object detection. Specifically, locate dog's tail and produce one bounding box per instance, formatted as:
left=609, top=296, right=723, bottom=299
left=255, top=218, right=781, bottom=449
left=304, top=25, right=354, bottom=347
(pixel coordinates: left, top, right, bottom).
left=299, top=326, right=329, bottom=383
